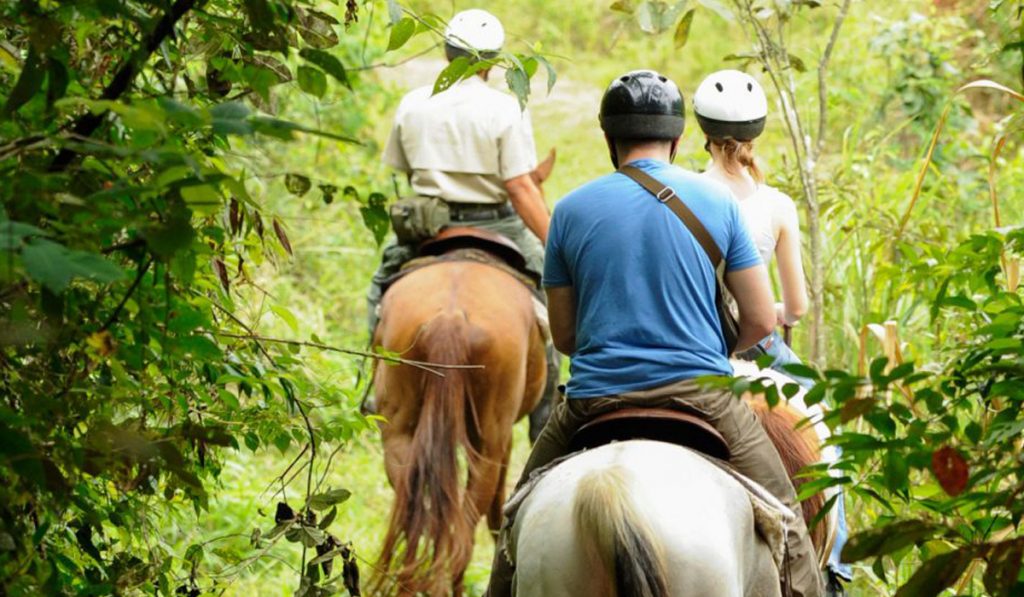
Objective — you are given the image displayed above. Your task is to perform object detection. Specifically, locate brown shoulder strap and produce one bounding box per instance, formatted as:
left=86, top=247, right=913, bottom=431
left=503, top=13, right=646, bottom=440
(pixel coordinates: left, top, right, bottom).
left=619, top=164, right=723, bottom=267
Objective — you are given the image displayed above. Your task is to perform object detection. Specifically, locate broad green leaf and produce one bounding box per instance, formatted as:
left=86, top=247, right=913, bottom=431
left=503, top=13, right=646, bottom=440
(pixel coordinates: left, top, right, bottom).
left=780, top=362, right=821, bottom=381
left=359, top=192, right=389, bottom=247
left=143, top=213, right=194, bottom=260
left=297, top=66, right=327, bottom=98
left=841, top=520, right=942, bottom=562
left=297, top=9, right=340, bottom=49
left=387, top=17, right=417, bottom=52
left=536, top=55, right=557, bottom=94
left=180, top=183, right=223, bottom=214
left=505, top=67, right=531, bottom=110
left=271, top=305, right=299, bottom=333
left=894, top=547, right=976, bottom=597
left=433, top=56, right=471, bottom=95
left=299, top=48, right=350, bottom=89
left=285, top=173, right=312, bottom=196
left=306, top=488, right=351, bottom=511
left=2, top=46, right=43, bottom=117
left=21, top=239, right=125, bottom=293
left=674, top=9, right=695, bottom=48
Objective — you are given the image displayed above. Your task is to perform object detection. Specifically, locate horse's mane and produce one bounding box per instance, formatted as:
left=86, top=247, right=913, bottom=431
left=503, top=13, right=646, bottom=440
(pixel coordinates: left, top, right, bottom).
left=747, top=397, right=829, bottom=555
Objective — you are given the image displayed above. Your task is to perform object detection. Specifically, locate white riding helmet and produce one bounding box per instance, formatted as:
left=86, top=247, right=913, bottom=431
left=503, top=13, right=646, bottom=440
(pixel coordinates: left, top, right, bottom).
left=444, top=9, right=505, bottom=53
left=693, top=70, right=768, bottom=140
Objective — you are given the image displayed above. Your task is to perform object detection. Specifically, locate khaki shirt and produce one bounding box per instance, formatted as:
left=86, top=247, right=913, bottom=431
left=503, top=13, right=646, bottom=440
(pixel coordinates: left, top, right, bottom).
left=383, top=75, right=537, bottom=205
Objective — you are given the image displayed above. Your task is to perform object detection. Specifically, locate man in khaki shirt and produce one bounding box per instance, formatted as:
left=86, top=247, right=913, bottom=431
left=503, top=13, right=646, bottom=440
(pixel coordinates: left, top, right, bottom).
left=366, top=9, right=556, bottom=435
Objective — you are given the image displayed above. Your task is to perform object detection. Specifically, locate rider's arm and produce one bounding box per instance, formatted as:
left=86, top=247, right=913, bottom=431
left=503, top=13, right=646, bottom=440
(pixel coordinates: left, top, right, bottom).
left=505, top=174, right=550, bottom=244
left=724, top=265, right=775, bottom=351
left=774, top=199, right=808, bottom=326
left=545, top=285, right=576, bottom=355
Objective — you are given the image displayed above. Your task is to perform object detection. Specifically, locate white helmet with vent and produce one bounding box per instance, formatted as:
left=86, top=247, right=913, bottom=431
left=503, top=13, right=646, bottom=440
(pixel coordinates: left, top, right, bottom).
left=444, top=9, right=505, bottom=54
left=693, top=70, right=768, bottom=140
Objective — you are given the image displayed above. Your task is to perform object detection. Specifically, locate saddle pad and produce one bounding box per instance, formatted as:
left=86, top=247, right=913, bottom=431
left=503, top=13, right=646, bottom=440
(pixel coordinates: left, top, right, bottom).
left=384, top=248, right=538, bottom=295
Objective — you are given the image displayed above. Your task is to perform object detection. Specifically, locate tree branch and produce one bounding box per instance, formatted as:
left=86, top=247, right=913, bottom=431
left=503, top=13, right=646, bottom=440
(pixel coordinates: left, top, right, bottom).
left=49, top=0, right=204, bottom=172
left=816, top=0, right=853, bottom=159
left=208, top=332, right=484, bottom=377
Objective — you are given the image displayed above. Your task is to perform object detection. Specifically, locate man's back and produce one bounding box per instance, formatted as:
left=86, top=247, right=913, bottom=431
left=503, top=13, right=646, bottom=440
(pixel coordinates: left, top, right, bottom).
left=543, top=158, right=761, bottom=398
left=383, top=77, right=536, bottom=204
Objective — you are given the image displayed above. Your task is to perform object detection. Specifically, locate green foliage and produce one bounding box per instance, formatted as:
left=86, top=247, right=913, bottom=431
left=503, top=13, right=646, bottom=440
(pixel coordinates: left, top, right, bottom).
left=0, top=0, right=380, bottom=594
left=803, top=228, right=1024, bottom=595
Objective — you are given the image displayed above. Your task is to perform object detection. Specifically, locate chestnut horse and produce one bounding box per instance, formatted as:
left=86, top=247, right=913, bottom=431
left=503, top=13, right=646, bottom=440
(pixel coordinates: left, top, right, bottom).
left=371, top=153, right=555, bottom=597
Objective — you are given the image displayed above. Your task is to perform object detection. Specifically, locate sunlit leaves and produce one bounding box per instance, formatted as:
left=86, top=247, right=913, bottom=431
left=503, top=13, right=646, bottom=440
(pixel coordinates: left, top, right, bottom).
left=387, top=17, right=417, bottom=51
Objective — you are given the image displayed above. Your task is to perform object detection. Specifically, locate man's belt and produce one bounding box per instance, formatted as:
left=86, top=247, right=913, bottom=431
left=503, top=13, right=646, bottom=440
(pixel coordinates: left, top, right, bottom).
left=448, top=202, right=515, bottom=222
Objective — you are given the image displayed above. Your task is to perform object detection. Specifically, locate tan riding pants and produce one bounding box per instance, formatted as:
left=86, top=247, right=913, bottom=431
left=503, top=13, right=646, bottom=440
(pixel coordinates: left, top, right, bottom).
left=486, top=378, right=824, bottom=597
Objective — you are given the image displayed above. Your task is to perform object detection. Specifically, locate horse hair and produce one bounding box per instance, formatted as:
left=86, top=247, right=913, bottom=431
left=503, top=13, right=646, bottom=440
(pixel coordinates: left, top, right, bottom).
left=375, top=312, right=480, bottom=596
left=747, top=397, right=829, bottom=553
left=574, top=466, right=670, bottom=597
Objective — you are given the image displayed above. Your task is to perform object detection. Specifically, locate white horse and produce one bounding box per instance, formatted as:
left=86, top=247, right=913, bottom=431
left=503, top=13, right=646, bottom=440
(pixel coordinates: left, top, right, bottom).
left=509, top=439, right=783, bottom=597
left=508, top=363, right=838, bottom=597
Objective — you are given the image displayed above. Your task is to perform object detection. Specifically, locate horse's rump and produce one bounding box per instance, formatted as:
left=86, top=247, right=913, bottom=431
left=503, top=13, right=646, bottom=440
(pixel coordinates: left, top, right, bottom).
left=374, top=260, right=545, bottom=596
left=512, top=441, right=781, bottom=597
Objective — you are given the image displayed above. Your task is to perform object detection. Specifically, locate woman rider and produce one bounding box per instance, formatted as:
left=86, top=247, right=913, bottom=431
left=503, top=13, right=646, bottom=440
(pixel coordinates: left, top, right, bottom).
left=693, top=69, right=852, bottom=595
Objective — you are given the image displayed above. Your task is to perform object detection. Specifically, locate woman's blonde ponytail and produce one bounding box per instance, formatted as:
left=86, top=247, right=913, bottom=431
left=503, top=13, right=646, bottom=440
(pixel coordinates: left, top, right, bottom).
left=706, top=138, right=764, bottom=183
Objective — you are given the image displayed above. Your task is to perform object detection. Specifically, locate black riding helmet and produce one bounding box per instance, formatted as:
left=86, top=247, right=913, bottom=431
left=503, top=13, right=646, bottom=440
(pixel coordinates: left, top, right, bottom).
left=599, top=70, right=685, bottom=141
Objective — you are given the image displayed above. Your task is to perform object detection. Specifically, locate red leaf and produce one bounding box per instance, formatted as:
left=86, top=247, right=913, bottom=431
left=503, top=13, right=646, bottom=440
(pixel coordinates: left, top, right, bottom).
left=212, top=258, right=230, bottom=294
left=272, top=218, right=292, bottom=256
left=932, top=445, right=969, bottom=497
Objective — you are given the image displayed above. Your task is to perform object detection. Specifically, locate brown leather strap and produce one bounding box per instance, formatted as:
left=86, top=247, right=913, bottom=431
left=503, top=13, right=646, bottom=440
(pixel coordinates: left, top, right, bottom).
left=619, top=164, right=723, bottom=267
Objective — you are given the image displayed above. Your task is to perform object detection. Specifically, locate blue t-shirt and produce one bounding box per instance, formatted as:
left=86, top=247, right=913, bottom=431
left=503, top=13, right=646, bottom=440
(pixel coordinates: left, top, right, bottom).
left=543, top=159, right=762, bottom=398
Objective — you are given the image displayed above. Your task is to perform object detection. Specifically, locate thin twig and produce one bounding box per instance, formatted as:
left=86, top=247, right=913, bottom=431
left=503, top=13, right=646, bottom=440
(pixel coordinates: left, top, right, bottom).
left=260, top=443, right=311, bottom=500
left=209, top=332, right=484, bottom=376
left=816, top=0, right=853, bottom=159
left=351, top=43, right=441, bottom=72
left=101, top=257, right=153, bottom=331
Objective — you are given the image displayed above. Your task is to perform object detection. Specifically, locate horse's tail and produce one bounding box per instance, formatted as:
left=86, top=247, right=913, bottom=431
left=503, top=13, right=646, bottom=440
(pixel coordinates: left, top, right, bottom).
left=377, top=312, right=478, bottom=594
left=573, top=466, right=670, bottom=597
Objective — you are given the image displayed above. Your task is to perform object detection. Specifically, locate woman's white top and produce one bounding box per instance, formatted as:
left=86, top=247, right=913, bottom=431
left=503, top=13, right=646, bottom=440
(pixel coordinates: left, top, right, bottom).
left=734, top=184, right=799, bottom=265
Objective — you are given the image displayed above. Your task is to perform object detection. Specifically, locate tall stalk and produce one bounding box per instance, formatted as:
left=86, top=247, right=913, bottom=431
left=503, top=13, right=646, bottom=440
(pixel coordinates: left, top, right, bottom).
left=730, top=0, right=852, bottom=365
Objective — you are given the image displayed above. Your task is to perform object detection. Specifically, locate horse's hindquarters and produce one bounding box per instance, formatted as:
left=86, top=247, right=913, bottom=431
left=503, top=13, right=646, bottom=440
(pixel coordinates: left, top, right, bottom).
left=511, top=441, right=781, bottom=597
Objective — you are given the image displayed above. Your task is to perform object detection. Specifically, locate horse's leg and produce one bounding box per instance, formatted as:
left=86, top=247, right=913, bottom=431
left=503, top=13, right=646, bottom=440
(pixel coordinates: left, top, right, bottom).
left=488, top=434, right=513, bottom=536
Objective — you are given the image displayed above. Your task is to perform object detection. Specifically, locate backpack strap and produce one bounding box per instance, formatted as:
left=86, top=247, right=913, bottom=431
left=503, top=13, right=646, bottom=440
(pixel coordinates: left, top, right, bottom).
left=618, top=164, right=723, bottom=268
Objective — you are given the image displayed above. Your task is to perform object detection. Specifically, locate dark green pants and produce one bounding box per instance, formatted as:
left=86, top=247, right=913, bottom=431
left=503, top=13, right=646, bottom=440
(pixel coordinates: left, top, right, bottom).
left=486, top=378, right=824, bottom=597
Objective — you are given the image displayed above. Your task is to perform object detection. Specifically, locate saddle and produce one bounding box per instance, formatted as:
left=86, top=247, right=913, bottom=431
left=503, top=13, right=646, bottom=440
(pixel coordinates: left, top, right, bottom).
left=568, top=407, right=731, bottom=461
left=381, top=227, right=539, bottom=296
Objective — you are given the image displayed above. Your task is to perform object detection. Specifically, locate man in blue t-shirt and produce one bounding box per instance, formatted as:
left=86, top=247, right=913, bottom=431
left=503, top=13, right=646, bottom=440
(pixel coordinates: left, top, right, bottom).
left=486, top=70, right=823, bottom=597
